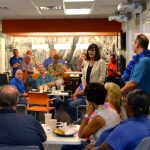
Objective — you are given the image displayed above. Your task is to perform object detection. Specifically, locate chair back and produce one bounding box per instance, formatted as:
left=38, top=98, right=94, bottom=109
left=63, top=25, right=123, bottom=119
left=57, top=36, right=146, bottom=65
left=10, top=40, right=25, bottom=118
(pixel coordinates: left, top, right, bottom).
left=135, top=136, right=150, bottom=150
left=27, top=92, right=50, bottom=112
left=0, top=73, right=9, bottom=85
left=0, top=145, right=40, bottom=150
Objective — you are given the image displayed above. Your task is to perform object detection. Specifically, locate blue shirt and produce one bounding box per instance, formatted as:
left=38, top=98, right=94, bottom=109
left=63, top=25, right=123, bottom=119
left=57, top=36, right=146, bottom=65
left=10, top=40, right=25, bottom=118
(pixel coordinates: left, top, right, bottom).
left=9, top=56, right=23, bottom=76
left=43, top=57, right=65, bottom=70
left=96, top=116, right=150, bottom=150
left=130, top=57, right=150, bottom=94
left=9, top=77, right=25, bottom=94
left=0, top=109, right=46, bottom=150
left=36, top=73, right=54, bottom=87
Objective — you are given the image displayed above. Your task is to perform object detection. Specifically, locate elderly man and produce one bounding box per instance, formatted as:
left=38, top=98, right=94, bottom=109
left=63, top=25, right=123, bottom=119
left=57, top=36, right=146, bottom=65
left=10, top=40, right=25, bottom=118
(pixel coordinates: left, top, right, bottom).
left=121, top=34, right=150, bottom=95
left=36, top=64, right=62, bottom=108
left=9, top=69, right=27, bottom=105
left=0, top=85, right=46, bottom=150
left=9, top=49, right=23, bottom=77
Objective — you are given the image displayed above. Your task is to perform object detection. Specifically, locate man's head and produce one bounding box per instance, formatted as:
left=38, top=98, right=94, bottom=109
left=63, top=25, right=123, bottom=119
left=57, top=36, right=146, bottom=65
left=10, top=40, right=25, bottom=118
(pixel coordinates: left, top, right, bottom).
left=37, top=64, right=46, bottom=74
left=0, top=85, right=19, bottom=108
left=13, top=49, right=19, bottom=57
left=15, top=69, right=23, bottom=81
left=50, top=49, right=56, bottom=58
left=133, top=34, right=149, bottom=54
left=24, top=55, right=31, bottom=65
left=53, top=54, right=60, bottom=64
left=26, top=50, right=32, bottom=56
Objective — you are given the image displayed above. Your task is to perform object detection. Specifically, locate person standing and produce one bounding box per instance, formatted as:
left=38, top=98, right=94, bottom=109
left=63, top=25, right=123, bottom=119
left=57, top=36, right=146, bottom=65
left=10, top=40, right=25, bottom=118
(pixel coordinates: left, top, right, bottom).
left=9, top=49, right=23, bottom=77
left=82, top=44, right=106, bottom=88
left=43, top=49, right=64, bottom=70
left=0, top=85, right=46, bottom=150
left=121, top=34, right=150, bottom=95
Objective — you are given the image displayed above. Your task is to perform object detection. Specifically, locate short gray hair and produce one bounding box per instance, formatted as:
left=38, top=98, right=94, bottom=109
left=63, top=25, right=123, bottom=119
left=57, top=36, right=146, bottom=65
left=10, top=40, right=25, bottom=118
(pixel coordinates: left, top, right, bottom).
left=0, top=85, right=19, bottom=107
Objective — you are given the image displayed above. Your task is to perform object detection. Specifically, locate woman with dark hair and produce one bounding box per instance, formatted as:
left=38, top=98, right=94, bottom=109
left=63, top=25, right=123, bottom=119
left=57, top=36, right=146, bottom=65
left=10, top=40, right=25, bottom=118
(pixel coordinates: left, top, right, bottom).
left=89, top=89, right=150, bottom=150
left=82, top=44, right=106, bottom=88
left=61, top=82, right=120, bottom=150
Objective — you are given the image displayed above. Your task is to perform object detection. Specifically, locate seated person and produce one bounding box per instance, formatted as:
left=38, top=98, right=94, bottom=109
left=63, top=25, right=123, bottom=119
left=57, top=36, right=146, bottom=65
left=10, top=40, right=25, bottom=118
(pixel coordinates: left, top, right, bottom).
left=36, top=64, right=62, bottom=108
left=63, top=83, right=86, bottom=122
left=48, top=54, right=65, bottom=82
left=89, top=89, right=150, bottom=150
left=61, top=82, right=120, bottom=150
left=0, top=85, right=46, bottom=150
left=9, top=69, right=27, bottom=105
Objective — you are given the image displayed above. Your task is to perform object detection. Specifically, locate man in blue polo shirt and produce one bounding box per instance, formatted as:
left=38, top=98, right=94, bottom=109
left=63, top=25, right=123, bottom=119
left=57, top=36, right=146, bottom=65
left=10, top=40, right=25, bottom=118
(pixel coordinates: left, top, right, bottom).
left=121, top=34, right=150, bottom=95
left=9, top=49, right=23, bottom=77
left=9, top=69, right=27, bottom=105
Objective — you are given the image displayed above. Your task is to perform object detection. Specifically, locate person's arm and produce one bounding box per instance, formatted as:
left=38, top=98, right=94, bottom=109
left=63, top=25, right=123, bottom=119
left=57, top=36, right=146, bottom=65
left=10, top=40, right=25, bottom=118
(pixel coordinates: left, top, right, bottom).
left=78, top=104, right=105, bottom=138
left=121, top=81, right=137, bottom=95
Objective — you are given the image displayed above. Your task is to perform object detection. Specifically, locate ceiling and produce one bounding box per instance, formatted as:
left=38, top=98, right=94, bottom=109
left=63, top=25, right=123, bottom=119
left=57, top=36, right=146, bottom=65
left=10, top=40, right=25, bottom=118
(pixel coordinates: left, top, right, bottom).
left=0, top=0, right=126, bottom=19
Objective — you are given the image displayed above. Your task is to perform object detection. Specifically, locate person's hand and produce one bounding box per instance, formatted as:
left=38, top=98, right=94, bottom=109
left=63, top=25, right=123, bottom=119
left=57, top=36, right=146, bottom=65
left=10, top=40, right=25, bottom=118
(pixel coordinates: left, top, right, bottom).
left=86, top=104, right=95, bottom=117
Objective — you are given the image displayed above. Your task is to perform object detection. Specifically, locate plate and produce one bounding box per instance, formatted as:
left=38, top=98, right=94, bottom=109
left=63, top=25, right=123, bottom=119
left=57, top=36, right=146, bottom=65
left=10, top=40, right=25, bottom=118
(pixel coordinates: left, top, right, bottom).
left=53, top=131, right=76, bottom=137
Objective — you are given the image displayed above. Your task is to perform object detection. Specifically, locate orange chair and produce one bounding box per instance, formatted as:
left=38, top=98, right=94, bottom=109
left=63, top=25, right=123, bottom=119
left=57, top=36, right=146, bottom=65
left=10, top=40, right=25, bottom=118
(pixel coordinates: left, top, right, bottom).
left=27, top=92, right=55, bottom=113
left=31, top=73, right=40, bottom=79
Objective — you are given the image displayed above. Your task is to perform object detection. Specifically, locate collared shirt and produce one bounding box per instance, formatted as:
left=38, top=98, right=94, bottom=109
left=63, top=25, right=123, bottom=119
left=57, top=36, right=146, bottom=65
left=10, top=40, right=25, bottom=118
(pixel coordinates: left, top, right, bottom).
left=43, top=57, right=65, bottom=70
left=9, top=56, right=23, bottom=76
left=96, top=115, right=150, bottom=150
left=9, top=77, right=25, bottom=94
left=36, top=73, right=54, bottom=87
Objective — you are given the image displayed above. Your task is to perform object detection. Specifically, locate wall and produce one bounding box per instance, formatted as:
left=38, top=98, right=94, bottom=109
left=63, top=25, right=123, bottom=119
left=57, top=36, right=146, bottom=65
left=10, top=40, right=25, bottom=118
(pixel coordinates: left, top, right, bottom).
left=122, top=8, right=150, bottom=64
left=2, top=19, right=121, bottom=34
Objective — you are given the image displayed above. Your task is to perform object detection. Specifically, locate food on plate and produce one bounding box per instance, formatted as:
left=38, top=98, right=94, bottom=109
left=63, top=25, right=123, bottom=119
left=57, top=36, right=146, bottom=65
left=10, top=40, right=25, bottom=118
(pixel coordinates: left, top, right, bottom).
left=53, top=128, right=65, bottom=135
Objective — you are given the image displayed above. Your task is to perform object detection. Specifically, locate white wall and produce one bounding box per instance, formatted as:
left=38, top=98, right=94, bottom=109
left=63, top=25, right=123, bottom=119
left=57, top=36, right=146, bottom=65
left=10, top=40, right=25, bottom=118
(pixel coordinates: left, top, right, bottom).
left=122, top=8, right=150, bottom=65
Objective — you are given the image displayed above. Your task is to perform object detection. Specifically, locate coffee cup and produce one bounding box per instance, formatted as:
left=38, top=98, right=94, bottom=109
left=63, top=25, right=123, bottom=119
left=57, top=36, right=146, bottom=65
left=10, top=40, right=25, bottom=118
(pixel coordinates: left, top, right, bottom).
left=44, top=113, right=52, bottom=125
left=39, top=86, right=43, bottom=93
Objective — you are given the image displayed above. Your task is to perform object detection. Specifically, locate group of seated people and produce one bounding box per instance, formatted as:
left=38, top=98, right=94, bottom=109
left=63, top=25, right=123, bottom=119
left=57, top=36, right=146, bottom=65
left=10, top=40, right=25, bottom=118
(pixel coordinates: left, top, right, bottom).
left=0, top=82, right=150, bottom=150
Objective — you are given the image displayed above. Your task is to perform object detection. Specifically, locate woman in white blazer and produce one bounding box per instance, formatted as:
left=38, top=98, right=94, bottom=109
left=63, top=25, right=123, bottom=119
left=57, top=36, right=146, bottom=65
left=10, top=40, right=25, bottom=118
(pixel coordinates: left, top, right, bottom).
left=82, top=43, right=106, bottom=88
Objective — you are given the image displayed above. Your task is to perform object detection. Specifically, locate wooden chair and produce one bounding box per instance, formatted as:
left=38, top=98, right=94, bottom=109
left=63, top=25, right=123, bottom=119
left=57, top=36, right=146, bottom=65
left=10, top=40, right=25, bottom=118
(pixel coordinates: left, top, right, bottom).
left=27, top=92, right=55, bottom=113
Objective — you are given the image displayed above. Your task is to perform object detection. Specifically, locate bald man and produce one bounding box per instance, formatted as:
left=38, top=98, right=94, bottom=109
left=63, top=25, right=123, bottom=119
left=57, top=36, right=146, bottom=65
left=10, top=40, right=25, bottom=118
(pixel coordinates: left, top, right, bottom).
left=9, top=69, right=27, bottom=105
left=0, top=85, right=46, bottom=149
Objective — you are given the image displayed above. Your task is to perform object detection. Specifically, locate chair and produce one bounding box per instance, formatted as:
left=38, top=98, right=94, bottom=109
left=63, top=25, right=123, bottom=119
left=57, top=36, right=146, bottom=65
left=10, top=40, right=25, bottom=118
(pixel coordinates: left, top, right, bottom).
left=0, top=145, right=40, bottom=150
left=27, top=92, right=55, bottom=113
left=0, top=73, right=9, bottom=85
left=135, top=136, right=150, bottom=150
left=16, top=104, right=27, bottom=115
left=76, top=105, right=86, bottom=122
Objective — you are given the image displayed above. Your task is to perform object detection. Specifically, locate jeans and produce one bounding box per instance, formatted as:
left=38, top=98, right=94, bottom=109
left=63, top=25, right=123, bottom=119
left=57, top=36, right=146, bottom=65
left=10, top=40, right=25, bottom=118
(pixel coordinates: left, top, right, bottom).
left=63, top=96, right=86, bottom=122
left=18, top=97, right=27, bottom=105
left=61, top=140, right=89, bottom=150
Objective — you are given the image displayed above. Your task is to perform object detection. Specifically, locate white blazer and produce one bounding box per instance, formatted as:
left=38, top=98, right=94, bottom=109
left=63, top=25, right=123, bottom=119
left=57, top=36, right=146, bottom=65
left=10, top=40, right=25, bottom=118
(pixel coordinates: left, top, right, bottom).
left=82, top=59, right=106, bottom=85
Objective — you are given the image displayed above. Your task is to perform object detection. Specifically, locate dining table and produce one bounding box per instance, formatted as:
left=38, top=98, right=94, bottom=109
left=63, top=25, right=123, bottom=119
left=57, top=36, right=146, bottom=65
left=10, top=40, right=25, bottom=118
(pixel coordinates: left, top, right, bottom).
left=42, top=124, right=81, bottom=150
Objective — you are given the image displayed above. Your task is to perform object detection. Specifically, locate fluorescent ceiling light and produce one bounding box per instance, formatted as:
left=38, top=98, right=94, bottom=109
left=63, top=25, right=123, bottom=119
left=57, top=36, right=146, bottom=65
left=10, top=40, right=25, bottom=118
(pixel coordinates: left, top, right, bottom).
left=65, top=9, right=90, bottom=15
left=54, top=44, right=71, bottom=49
left=65, top=0, right=94, bottom=2
left=76, top=44, right=90, bottom=49
left=32, top=44, right=49, bottom=50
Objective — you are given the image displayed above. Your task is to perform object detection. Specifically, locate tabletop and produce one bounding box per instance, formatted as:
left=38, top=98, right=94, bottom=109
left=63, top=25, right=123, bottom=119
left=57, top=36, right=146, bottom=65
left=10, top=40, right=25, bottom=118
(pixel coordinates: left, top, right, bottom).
left=42, top=124, right=81, bottom=145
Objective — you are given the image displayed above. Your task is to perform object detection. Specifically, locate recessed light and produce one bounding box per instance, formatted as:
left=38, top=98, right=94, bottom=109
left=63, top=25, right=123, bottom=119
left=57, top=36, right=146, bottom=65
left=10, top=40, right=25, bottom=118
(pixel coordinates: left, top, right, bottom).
left=65, top=9, right=91, bottom=15
left=39, top=6, right=63, bottom=10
